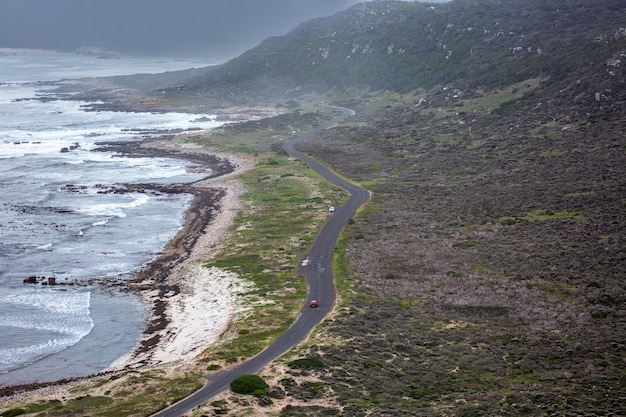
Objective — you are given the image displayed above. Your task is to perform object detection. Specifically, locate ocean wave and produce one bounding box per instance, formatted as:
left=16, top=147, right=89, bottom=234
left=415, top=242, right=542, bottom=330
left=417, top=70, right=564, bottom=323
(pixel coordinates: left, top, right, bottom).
left=0, top=338, right=82, bottom=369
left=0, top=50, right=222, bottom=382
left=76, top=193, right=150, bottom=217
left=0, top=289, right=94, bottom=370
left=4, top=289, right=92, bottom=315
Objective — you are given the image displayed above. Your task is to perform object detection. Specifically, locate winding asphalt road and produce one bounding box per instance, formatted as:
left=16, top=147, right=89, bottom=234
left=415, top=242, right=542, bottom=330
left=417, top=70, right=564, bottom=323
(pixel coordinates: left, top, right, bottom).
left=152, top=106, right=368, bottom=417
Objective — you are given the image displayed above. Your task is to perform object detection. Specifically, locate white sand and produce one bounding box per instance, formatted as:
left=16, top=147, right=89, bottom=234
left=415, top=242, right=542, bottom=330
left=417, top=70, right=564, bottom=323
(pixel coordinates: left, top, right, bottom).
left=0, top=148, right=257, bottom=405
left=111, top=149, right=255, bottom=369
left=118, top=265, right=252, bottom=368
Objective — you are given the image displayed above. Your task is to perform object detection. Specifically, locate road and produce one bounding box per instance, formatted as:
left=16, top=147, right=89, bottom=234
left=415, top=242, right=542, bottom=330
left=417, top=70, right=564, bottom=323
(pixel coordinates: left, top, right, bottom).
left=152, top=106, right=367, bottom=417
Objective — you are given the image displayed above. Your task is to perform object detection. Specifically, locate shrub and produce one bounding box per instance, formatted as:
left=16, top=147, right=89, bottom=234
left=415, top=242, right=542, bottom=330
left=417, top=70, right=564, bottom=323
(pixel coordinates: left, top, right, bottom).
left=1, top=409, right=26, bottom=417
left=230, top=374, right=269, bottom=395
left=288, top=357, right=325, bottom=369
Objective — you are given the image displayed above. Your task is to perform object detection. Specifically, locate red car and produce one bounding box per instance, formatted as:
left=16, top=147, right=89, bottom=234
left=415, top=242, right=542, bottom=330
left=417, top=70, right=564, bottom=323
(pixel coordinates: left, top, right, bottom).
left=309, top=300, right=319, bottom=308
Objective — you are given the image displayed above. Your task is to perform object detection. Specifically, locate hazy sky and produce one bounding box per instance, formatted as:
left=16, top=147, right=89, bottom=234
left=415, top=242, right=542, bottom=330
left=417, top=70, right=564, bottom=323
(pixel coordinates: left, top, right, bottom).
left=0, top=0, right=449, bottom=61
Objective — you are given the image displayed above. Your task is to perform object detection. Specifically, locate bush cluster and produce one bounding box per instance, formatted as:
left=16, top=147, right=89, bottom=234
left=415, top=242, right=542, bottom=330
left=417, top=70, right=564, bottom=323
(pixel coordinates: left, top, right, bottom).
left=288, top=357, right=325, bottom=369
left=230, top=374, right=269, bottom=395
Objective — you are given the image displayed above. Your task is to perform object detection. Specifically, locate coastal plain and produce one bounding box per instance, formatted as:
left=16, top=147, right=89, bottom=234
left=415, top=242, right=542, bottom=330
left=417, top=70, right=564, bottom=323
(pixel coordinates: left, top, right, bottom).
left=0, top=107, right=346, bottom=416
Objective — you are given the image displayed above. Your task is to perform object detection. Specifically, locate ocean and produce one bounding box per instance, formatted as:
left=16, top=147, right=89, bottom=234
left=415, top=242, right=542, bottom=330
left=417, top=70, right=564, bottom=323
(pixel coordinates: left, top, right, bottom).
left=0, top=48, right=223, bottom=386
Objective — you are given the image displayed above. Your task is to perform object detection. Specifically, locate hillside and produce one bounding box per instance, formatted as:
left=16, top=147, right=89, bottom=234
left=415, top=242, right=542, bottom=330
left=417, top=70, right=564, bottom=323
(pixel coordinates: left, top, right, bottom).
left=180, top=0, right=625, bottom=99
left=175, top=0, right=626, bottom=415
left=6, top=0, right=624, bottom=415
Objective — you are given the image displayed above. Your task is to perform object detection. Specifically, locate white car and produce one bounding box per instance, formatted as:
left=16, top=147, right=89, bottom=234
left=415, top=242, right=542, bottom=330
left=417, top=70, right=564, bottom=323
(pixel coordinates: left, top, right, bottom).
left=328, top=206, right=335, bottom=213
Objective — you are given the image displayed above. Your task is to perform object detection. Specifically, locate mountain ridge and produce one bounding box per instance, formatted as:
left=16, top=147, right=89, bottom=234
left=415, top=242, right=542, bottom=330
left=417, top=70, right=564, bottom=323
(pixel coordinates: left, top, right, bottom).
left=181, top=0, right=625, bottom=103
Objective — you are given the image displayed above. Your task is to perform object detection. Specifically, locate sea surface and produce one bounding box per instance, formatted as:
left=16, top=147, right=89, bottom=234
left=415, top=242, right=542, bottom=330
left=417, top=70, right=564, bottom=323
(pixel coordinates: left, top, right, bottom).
left=0, top=48, right=223, bottom=386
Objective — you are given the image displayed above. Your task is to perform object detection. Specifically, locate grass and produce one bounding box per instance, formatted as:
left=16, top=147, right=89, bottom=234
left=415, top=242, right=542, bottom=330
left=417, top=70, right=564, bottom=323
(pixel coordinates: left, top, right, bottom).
left=498, top=209, right=584, bottom=224
left=179, top=107, right=339, bottom=154
left=332, top=211, right=371, bottom=310
left=14, top=372, right=205, bottom=417
left=540, top=149, right=566, bottom=158
left=529, top=281, right=577, bottom=301
left=565, top=191, right=595, bottom=197
left=198, top=152, right=347, bottom=364
left=4, top=108, right=350, bottom=416
left=417, top=77, right=545, bottom=119
left=435, top=134, right=458, bottom=144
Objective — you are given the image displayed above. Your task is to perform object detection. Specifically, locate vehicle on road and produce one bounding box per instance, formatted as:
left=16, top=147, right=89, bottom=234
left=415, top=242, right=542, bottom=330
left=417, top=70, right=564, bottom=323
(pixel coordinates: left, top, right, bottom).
left=309, top=300, right=319, bottom=308
left=328, top=206, right=335, bottom=213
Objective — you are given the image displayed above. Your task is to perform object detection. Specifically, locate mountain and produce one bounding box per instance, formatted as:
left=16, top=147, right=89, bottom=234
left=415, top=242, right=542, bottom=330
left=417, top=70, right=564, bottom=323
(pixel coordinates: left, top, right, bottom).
left=170, top=1, right=626, bottom=415
left=182, top=0, right=625, bottom=102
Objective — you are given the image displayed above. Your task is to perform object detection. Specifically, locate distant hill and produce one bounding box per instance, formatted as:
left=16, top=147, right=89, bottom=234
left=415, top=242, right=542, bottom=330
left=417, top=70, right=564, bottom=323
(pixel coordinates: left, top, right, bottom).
left=181, top=0, right=625, bottom=103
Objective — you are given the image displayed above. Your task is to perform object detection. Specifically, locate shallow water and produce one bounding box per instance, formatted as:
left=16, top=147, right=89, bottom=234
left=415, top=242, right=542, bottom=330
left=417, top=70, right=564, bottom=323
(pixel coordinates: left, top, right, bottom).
left=0, top=48, right=221, bottom=385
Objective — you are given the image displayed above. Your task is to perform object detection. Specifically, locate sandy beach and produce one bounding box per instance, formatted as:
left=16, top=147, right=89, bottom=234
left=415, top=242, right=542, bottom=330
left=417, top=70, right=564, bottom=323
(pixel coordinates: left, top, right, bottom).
left=0, top=138, right=255, bottom=398
left=116, top=139, right=255, bottom=369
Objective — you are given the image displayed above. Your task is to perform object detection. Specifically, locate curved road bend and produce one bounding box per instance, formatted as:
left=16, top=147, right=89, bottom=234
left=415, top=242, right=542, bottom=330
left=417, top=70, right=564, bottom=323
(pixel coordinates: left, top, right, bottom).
left=153, top=106, right=368, bottom=417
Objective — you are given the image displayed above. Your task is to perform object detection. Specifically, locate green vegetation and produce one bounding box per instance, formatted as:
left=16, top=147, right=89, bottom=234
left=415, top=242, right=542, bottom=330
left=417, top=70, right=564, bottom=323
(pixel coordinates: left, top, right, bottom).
left=1, top=409, right=25, bottom=417
left=230, top=375, right=269, bottom=395
left=178, top=0, right=622, bottom=102
left=0, top=371, right=204, bottom=416
left=565, top=191, right=595, bottom=198
left=180, top=109, right=337, bottom=154
left=288, top=357, right=325, bottom=369
left=530, top=281, right=577, bottom=301
left=498, top=209, right=584, bottom=224
left=540, top=149, right=566, bottom=158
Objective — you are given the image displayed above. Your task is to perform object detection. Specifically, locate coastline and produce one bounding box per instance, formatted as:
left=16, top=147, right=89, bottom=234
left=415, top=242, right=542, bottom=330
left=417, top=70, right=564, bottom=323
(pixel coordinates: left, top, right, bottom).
left=0, top=137, right=254, bottom=398
left=117, top=139, right=255, bottom=369
left=114, top=138, right=255, bottom=369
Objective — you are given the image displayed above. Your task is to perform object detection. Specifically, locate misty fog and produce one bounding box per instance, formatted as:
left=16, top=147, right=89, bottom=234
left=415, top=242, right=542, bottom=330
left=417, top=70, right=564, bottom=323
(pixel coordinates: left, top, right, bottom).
left=0, top=0, right=450, bottom=61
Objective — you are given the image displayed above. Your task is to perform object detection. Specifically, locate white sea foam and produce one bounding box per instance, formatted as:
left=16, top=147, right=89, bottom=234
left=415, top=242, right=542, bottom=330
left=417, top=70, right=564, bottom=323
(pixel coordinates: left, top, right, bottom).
left=0, top=48, right=223, bottom=385
left=76, top=193, right=151, bottom=217
left=0, top=340, right=75, bottom=368
left=0, top=289, right=93, bottom=371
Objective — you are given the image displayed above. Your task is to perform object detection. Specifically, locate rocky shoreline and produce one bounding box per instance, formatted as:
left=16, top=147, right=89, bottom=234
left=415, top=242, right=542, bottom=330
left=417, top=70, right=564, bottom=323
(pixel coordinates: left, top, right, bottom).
left=0, top=135, right=254, bottom=398
left=103, top=140, right=236, bottom=358
left=36, top=77, right=279, bottom=123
